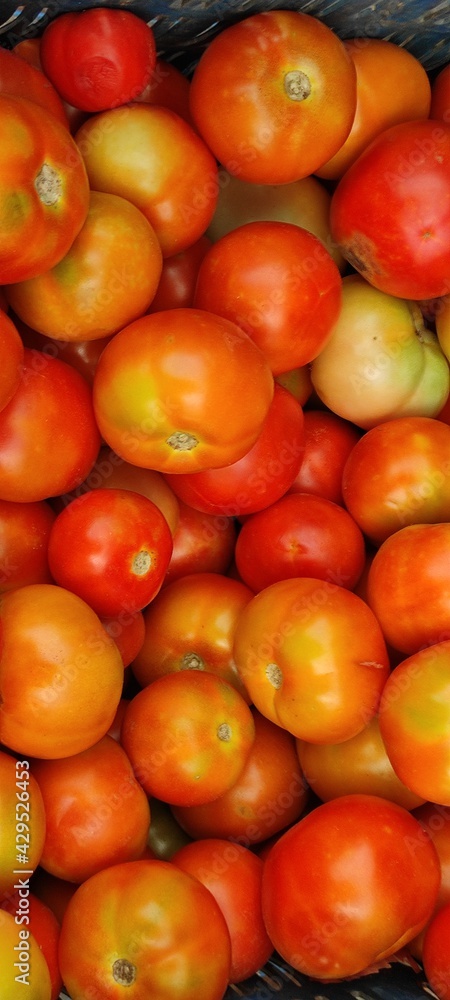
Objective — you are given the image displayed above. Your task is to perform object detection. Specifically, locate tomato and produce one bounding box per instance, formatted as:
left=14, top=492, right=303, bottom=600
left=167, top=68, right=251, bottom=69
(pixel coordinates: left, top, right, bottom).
left=316, top=37, right=431, bottom=180
left=31, top=735, right=151, bottom=883
left=148, top=235, right=211, bottom=313
left=58, top=858, right=232, bottom=1000
left=342, top=415, right=450, bottom=544
left=0, top=583, right=124, bottom=759
left=0, top=310, right=24, bottom=413
left=121, top=671, right=255, bottom=807
left=409, top=801, right=450, bottom=960
left=134, top=57, right=193, bottom=125
left=193, top=220, right=342, bottom=375
left=1, top=891, right=63, bottom=1000
left=261, top=794, right=441, bottom=980
left=0, top=909, right=52, bottom=1000
left=189, top=10, right=356, bottom=184
left=422, top=902, right=450, bottom=1000
left=0, top=751, right=46, bottom=902
left=378, top=640, right=450, bottom=805
left=92, top=309, right=274, bottom=474
left=6, top=191, right=163, bottom=342
left=288, top=408, right=361, bottom=506
left=330, top=120, right=450, bottom=300
left=40, top=8, right=156, bottom=112
left=430, top=62, right=450, bottom=123
left=0, top=498, right=55, bottom=592
left=0, top=46, right=68, bottom=127
left=164, top=384, right=304, bottom=517
left=366, top=522, right=450, bottom=654
left=234, top=491, right=366, bottom=593
left=172, top=838, right=273, bottom=983
left=163, top=500, right=237, bottom=585
left=296, top=715, right=424, bottom=811
left=0, top=95, right=89, bottom=285
left=75, top=103, right=219, bottom=257
left=172, top=707, right=308, bottom=846
left=233, top=577, right=389, bottom=742
left=0, top=348, right=101, bottom=503
left=12, top=36, right=89, bottom=134
left=17, top=321, right=113, bottom=387
left=146, top=798, right=192, bottom=860
left=30, top=870, right=79, bottom=928
left=101, top=611, right=145, bottom=669
left=131, top=572, right=253, bottom=699
left=47, top=487, right=173, bottom=618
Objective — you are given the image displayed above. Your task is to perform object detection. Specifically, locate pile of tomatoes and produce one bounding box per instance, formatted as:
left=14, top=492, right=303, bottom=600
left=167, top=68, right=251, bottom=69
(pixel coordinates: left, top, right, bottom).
left=2, top=5, right=450, bottom=999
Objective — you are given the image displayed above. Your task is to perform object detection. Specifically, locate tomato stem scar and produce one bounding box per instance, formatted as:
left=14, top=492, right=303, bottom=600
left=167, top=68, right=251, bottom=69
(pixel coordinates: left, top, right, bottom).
left=284, top=70, right=311, bottom=101
left=112, top=958, right=137, bottom=984
left=35, top=163, right=62, bottom=206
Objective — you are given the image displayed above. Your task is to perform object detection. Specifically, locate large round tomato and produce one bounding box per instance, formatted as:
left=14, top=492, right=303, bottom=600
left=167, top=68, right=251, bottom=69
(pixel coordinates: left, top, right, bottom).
left=261, top=794, right=441, bottom=980
left=58, top=859, right=232, bottom=1000
left=0, top=583, right=124, bottom=759
left=0, top=94, right=89, bottom=284
left=330, top=119, right=450, bottom=300
left=189, top=10, right=357, bottom=184
left=92, top=309, right=274, bottom=474
left=233, top=577, right=390, bottom=742
left=193, top=220, right=342, bottom=374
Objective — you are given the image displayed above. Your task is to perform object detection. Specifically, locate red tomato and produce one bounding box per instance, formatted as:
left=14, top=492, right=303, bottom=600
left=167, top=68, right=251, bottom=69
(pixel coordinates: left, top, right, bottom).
left=164, top=384, right=304, bottom=516
left=101, top=611, right=146, bottom=669
left=410, top=801, right=450, bottom=960
left=0, top=348, right=101, bottom=503
left=193, top=220, right=342, bottom=374
left=92, top=309, right=274, bottom=474
left=330, top=119, right=450, bottom=300
left=234, top=491, right=366, bottom=593
left=40, top=9, right=156, bottom=112
left=18, top=324, right=113, bottom=387
left=0, top=583, right=124, bottom=760
left=172, top=838, right=273, bottom=983
left=47, top=487, right=173, bottom=618
left=172, top=707, right=308, bottom=846
left=0, top=95, right=89, bottom=284
left=289, top=408, right=361, bottom=505
left=131, top=572, right=253, bottom=700
left=121, top=671, right=255, bottom=807
left=0, top=46, right=68, bottom=127
left=1, top=891, right=63, bottom=1000
left=0, top=498, right=55, bottom=592
left=189, top=10, right=356, bottom=184
left=163, top=500, right=237, bottom=585
left=422, top=902, right=450, bottom=1000
left=148, top=235, right=211, bottom=312
left=261, top=794, right=441, bottom=980
left=0, top=909, right=52, bottom=1000
left=430, top=62, right=450, bottom=123
left=233, top=577, right=390, bottom=742
left=134, top=57, right=193, bottom=125
left=0, top=310, right=24, bottom=413
left=58, top=859, right=232, bottom=1000
left=342, top=415, right=450, bottom=544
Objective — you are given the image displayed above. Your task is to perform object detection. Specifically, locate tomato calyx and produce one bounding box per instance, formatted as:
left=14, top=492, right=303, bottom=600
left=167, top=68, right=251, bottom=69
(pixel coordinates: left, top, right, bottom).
left=112, top=958, right=136, bottom=985
left=166, top=431, right=199, bottom=452
left=284, top=70, right=311, bottom=101
left=34, top=163, right=62, bottom=206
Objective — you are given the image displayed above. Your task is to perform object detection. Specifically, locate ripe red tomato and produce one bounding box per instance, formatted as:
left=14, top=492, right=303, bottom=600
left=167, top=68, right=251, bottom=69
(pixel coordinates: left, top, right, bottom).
left=163, top=500, right=237, bottom=585
left=0, top=310, right=24, bottom=413
left=189, top=10, right=357, bottom=184
left=410, top=800, right=450, bottom=960
left=0, top=46, right=68, bottom=127
left=92, top=308, right=274, bottom=474
left=148, top=235, right=211, bottom=312
left=422, top=902, right=450, bottom=1000
left=234, top=491, right=366, bottom=593
left=0, top=348, right=101, bottom=503
left=101, top=610, right=146, bottom=669
left=330, top=119, right=450, bottom=300
left=261, top=794, right=441, bottom=980
left=40, top=8, right=156, bottom=112
left=0, top=94, right=89, bottom=284
left=193, top=220, right=342, bottom=374
left=288, top=408, right=361, bottom=505
left=164, top=384, right=304, bottom=516
left=47, top=487, right=173, bottom=618
left=121, top=670, right=255, bottom=807
left=134, top=57, right=193, bottom=125
left=0, top=498, right=55, bottom=592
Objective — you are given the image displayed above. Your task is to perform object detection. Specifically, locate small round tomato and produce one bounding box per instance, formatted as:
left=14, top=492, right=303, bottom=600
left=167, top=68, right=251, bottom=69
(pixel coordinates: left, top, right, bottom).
left=234, top=491, right=366, bottom=593
left=92, top=309, right=274, bottom=474
left=288, top=408, right=361, bottom=505
left=47, top=487, right=173, bottom=618
left=233, top=577, right=390, bottom=742
left=0, top=751, right=46, bottom=902
left=0, top=94, right=89, bottom=284
left=0, top=498, right=55, bottom=592
left=40, top=9, right=157, bottom=112
left=422, top=902, right=450, bottom=1000
left=189, top=10, right=356, bottom=184
left=0, top=46, right=68, bottom=126
left=0, top=909, right=52, bottom=1000
left=194, top=220, right=342, bottom=374
left=121, top=671, right=255, bottom=807
left=164, top=384, right=304, bottom=517
left=261, top=794, right=441, bottom=980
left=0, top=301, right=24, bottom=413
left=163, top=500, right=237, bottom=585
left=58, top=859, right=232, bottom=1000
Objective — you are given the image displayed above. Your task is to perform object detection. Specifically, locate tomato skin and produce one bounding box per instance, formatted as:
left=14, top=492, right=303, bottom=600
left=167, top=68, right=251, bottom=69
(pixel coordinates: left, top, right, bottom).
left=148, top=235, right=211, bottom=313
left=330, top=120, right=450, bottom=300
left=0, top=498, right=55, bottom=592
left=422, top=902, right=450, bottom=1000
left=47, top=487, right=173, bottom=618
left=190, top=10, right=356, bottom=184
left=0, top=310, right=24, bottom=413
left=134, top=57, right=193, bottom=125
left=93, top=309, right=274, bottom=474
left=40, top=9, right=157, bottom=112
left=101, top=611, right=145, bottom=669
left=410, top=800, right=450, bottom=960
left=163, top=500, right=237, bottom=585
left=0, top=46, right=68, bottom=127
left=261, top=794, right=441, bottom=980
left=0, top=94, right=89, bottom=285
left=164, top=384, right=304, bottom=517
left=194, top=220, right=342, bottom=375
left=0, top=348, right=101, bottom=503
left=235, top=491, right=366, bottom=593
left=289, top=408, right=361, bottom=505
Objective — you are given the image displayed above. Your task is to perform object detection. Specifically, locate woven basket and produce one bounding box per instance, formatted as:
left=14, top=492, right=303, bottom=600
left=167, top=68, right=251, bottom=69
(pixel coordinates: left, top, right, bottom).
left=0, top=2, right=447, bottom=999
